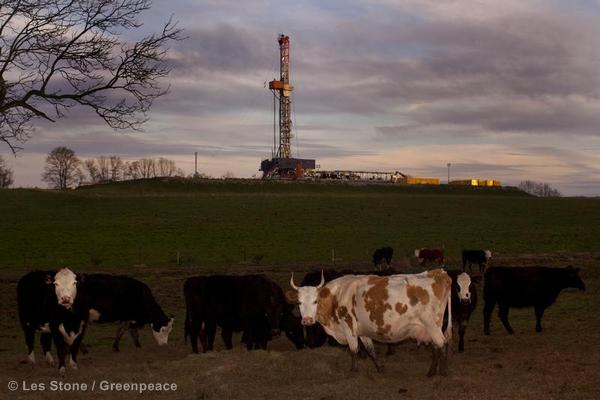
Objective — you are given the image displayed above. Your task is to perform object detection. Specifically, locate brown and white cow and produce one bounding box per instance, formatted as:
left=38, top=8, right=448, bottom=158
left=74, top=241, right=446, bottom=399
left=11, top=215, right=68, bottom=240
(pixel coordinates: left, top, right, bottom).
left=287, top=269, right=453, bottom=376
left=414, top=248, right=445, bottom=266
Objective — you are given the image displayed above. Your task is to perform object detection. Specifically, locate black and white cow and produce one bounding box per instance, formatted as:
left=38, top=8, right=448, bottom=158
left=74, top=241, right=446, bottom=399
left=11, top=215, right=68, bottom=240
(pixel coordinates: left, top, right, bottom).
left=483, top=266, right=585, bottom=335
left=446, top=270, right=479, bottom=352
left=462, top=249, right=492, bottom=273
left=53, top=268, right=174, bottom=354
left=372, top=247, right=393, bottom=270
left=17, top=270, right=85, bottom=374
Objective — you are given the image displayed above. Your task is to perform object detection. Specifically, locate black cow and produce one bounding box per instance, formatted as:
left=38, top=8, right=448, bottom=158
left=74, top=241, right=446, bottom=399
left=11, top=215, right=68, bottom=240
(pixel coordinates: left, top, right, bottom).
left=184, top=274, right=294, bottom=352
left=483, top=266, right=585, bottom=335
left=462, top=249, right=492, bottom=273
left=17, top=270, right=85, bottom=374
left=241, top=280, right=305, bottom=350
left=372, top=247, right=394, bottom=270
left=56, top=271, right=174, bottom=356
left=446, top=270, right=479, bottom=352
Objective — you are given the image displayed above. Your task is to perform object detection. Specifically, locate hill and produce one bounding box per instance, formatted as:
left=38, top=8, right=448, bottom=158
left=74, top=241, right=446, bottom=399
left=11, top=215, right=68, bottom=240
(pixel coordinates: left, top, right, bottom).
left=0, top=178, right=597, bottom=271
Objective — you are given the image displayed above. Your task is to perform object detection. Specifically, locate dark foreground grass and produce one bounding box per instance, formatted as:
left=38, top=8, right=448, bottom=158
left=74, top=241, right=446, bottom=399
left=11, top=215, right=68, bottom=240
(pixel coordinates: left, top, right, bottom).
left=1, top=178, right=598, bottom=272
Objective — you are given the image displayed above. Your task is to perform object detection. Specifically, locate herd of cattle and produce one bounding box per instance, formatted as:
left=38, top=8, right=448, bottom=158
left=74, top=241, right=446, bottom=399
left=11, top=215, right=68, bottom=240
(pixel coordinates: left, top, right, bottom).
left=17, top=247, right=586, bottom=377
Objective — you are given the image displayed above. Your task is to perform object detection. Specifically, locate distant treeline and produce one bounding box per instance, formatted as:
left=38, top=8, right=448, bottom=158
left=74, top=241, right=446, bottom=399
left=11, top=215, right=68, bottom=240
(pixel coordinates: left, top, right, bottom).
left=83, top=155, right=186, bottom=184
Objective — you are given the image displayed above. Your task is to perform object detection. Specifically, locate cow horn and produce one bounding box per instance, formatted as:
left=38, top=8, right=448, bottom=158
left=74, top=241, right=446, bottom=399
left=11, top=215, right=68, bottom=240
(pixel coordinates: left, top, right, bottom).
left=290, top=273, right=299, bottom=291
left=316, top=270, right=325, bottom=289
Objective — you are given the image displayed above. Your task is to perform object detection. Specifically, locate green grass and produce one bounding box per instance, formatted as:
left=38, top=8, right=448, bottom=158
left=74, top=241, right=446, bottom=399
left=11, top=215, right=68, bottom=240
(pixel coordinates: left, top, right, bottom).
left=1, top=178, right=598, bottom=271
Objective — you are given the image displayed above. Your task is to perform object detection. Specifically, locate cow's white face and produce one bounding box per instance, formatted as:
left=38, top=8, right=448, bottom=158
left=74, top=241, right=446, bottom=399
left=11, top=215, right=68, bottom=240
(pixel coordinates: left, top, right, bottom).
left=296, top=287, right=320, bottom=326
left=485, top=250, right=492, bottom=260
left=456, top=273, right=472, bottom=302
left=53, top=268, right=78, bottom=309
left=414, top=249, right=421, bottom=258
left=151, top=318, right=174, bottom=346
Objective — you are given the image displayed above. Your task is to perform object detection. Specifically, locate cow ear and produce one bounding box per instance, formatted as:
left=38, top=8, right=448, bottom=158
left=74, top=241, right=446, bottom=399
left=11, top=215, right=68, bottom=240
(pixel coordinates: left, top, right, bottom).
left=285, top=290, right=298, bottom=303
left=45, top=274, right=54, bottom=285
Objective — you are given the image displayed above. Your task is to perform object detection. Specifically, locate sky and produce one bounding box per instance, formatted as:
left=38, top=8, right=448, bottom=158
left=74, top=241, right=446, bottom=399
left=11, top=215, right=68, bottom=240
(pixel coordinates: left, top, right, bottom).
left=3, top=0, right=600, bottom=196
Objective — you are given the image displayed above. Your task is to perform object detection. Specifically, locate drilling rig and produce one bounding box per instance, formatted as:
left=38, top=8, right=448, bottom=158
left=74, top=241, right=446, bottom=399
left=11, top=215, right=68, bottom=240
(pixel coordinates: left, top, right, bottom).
left=260, top=34, right=316, bottom=178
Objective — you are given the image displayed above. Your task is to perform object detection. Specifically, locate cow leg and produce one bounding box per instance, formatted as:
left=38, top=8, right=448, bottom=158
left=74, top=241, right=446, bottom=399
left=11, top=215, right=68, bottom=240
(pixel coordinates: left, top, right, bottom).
left=458, top=321, right=466, bottom=353
left=221, top=327, right=233, bottom=350
left=69, top=324, right=86, bottom=370
left=113, top=321, right=128, bottom=352
left=347, top=335, right=360, bottom=372
left=359, top=337, right=383, bottom=372
left=129, top=324, right=141, bottom=348
left=40, top=332, right=54, bottom=365
left=498, top=304, right=514, bottom=334
left=386, top=344, right=395, bottom=356
left=188, top=318, right=201, bottom=354
left=438, top=344, right=450, bottom=376
left=23, top=325, right=36, bottom=364
left=51, top=328, right=68, bottom=376
left=534, top=305, right=545, bottom=333
left=427, top=346, right=441, bottom=377
left=483, top=299, right=495, bottom=335
left=204, top=321, right=217, bottom=351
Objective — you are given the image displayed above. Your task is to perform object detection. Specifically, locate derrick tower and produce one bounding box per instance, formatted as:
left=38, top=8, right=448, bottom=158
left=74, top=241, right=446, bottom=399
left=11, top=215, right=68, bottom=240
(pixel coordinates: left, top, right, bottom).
left=260, top=34, right=315, bottom=178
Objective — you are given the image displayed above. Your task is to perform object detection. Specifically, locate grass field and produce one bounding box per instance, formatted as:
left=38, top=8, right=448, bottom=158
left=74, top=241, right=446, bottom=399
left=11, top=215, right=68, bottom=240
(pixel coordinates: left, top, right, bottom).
left=1, top=178, right=598, bottom=271
left=1, top=179, right=599, bottom=399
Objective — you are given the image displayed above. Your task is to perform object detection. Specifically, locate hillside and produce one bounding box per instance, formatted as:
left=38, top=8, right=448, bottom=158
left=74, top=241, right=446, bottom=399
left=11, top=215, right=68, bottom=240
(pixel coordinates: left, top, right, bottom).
left=1, top=178, right=597, bottom=271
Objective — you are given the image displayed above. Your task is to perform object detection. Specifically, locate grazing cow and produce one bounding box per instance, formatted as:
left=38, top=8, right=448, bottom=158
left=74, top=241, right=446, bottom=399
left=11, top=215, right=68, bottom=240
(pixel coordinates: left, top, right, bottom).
left=483, top=266, right=585, bottom=335
left=241, top=280, right=305, bottom=350
left=372, top=247, right=394, bottom=270
left=53, top=269, right=174, bottom=354
left=414, top=248, right=445, bottom=266
left=287, top=269, right=452, bottom=376
left=18, top=270, right=85, bottom=375
left=184, top=274, right=295, bottom=353
left=462, top=249, right=492, bottom=273
left=446, top=270, right=479, bottom=352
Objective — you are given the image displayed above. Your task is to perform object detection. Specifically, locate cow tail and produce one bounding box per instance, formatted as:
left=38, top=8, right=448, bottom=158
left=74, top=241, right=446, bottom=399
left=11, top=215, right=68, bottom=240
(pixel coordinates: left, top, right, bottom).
left=442, top=285, right=452, bottom=342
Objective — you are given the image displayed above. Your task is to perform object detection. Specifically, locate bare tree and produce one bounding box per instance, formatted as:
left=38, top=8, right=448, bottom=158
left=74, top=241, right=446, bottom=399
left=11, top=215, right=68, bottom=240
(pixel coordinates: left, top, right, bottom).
left=156, top=157, right=177, bottom=177
left=83, top=158, right=100, bottom=183
left=518, top=180, right=562, bottom=197
left=124, top=160, right=141, bottom=180
left=0, top=0, right=183, bottom=152
left=0, top=155, right=14, bottom=188
left=96, top=156, right=110, bottom=182
left=109, top=155, right=123, bottom=181
left=41, top=146, right=81, bottom=189
left=139, top=158, right=155, bottom=178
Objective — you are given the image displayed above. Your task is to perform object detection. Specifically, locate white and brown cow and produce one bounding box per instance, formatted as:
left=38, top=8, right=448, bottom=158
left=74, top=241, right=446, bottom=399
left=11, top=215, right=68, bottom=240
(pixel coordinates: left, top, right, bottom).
left=287, top=269, right=453, bottom=376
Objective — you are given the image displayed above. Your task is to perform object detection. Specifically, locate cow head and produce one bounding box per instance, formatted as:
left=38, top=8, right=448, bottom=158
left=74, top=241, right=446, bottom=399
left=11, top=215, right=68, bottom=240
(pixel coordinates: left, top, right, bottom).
left=286, top=271, right=325, bottom=326
left=414, top=249, right=421, bottom=258
left=484, top=250, right=492, bottom=260
left=565, top=266, right=585, bottom=291
left=51, top=268, right=79, bottom=310
left=151, top=318, right=174, bottom=346
left=456, top=273, right=473, bottom=303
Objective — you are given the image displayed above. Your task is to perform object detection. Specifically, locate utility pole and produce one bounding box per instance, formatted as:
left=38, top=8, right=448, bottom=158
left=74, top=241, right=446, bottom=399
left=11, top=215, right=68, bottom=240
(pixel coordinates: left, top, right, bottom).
left=447, top=163, right=451, bottom=184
